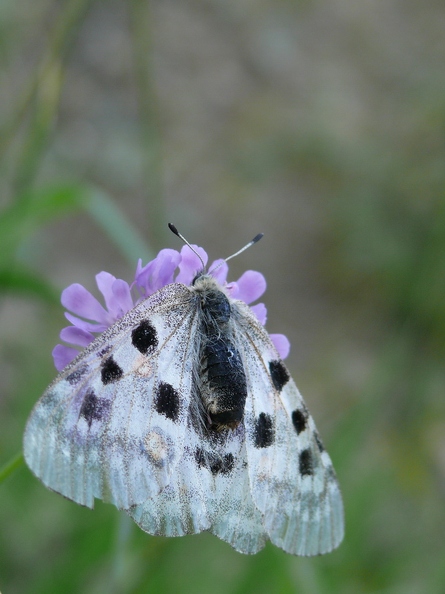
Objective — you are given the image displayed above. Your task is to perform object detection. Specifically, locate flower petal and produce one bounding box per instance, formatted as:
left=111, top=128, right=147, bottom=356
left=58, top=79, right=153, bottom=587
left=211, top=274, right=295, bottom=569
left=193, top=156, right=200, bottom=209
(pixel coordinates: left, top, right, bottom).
left=270, top=334, right=290, bottom=359
left=135, top=249, right=181, bottom=296
left=111, top=279, right=134, bottom=315
left=52, top=344, right=79, bottom=372
left=61, top=283, right=111, bottom=324
left=225, top=282, right=238, bottom=298
left=64, top=312, right=108, bottom=334
left=235, top=270, right=266, bottom=304
left=60, top=326, right=95, bottom=348
left=250, top=303, right=267, bottom=325
left=208, top=259, right=228, bottom=284
left=95, top=271, right=117, bottom=312
left=154, top=249, right=182, bottom=288
left=175, top=245, right=208, bottom=285
left=97, top=277, right=133, bottom=320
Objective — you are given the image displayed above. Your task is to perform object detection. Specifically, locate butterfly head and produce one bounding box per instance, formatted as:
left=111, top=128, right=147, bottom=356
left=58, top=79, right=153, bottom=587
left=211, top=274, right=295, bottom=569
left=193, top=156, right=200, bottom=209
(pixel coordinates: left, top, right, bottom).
left=191, top=274, right=231, bottom=324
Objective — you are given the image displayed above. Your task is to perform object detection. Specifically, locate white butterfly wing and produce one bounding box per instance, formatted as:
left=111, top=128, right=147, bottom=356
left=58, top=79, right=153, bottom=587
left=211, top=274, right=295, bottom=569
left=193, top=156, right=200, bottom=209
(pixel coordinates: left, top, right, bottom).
left=24, top=283, right=199, bottom=510
left=232, top=301, right=344, bottom=556
left=207, top=425, right=268, bottom=554
left=25, top=272, right=344, bottom=556
left=128, top=421, right=213, bottom=537
left=128, top=422, right=267, bottom=554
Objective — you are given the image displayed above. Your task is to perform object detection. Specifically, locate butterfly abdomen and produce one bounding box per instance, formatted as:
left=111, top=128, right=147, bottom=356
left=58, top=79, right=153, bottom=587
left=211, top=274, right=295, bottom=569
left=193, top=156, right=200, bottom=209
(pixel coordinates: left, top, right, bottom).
left=193, top=275, right=248, bottom=430
left=202, top=337, right=247, bottom=429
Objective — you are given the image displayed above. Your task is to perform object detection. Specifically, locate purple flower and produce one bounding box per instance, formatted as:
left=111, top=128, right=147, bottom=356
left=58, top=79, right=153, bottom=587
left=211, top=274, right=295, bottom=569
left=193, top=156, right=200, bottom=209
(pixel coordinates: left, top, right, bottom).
left=53, top=245, right=290, bottom=371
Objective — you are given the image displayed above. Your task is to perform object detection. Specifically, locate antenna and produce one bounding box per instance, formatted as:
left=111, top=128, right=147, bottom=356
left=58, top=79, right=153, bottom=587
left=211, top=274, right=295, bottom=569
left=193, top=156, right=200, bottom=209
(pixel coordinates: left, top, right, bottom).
left=224, top=233, right=264, bottom=263
left=168, top=223, right=206, bottom=270
left=209, top=233, right=264, bottom=274
left=168, top=224, right=264, bottom=275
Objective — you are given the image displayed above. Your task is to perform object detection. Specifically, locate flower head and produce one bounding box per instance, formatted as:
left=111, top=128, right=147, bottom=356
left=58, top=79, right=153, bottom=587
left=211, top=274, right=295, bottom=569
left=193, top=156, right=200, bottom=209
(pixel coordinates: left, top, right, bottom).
left=53, top=245, right=290, bottom=371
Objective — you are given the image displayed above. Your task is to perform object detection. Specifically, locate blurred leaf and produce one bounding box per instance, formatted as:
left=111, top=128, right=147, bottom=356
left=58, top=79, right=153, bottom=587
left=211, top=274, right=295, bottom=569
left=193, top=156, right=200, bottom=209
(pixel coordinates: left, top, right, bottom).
left=0, top=452, right=24, bottom=486
left=0, top=184, right=85, bottom=262
left=0, top=0, right=95, bottom=162
left=13, top=58, right=65, bottom=196
left=129, top=0, right=167, bottom=249
left=83, top=186, right=153, bottom=265
left=0, top=265, right=59, bottom=303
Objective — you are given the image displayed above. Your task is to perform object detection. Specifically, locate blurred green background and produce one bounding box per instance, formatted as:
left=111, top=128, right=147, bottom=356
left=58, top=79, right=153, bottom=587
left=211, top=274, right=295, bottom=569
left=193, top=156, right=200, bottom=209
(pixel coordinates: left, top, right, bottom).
left=1, top=0, right=445, bottom=592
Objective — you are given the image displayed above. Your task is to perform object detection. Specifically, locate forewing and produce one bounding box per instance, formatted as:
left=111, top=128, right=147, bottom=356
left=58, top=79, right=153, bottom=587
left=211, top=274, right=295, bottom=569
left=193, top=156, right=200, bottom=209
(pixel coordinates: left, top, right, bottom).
left=232, top=301, right=344, bottom=556
left=24, top=283, right=199, bottom=509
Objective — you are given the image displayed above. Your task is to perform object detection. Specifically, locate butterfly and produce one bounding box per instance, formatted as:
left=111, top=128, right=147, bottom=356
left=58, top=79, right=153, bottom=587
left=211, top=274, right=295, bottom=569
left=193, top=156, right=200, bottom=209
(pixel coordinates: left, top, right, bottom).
left=23, top=225, right=344, bottom=556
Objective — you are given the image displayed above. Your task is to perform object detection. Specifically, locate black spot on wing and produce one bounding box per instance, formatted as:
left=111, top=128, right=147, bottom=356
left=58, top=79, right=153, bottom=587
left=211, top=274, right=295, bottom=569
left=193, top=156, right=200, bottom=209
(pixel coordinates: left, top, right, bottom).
left=253, top=412, right=275, bottom=448
left=154, top=382, right=180, bottom=422
left=101, top=356, right=123, bottom=384
left=97, top=345, right=112, bottom=358
left=195, top=447, right=206, bottom=467
left=314, top=431, right=325, bottom=452
left=211, top=453, right=234, bottom=475
left=80, top=389, right=110, bottom=427
left=66, top=365, right=89, bottom=385
left=132, top=320, right=158, bottom=355
left=269, top=360, right=290, bottom=392
left=195, top=448, right=234, bottom=475
left=292, top=408, right=308, bottom=435
left=299, top=448, right=314, bottom=476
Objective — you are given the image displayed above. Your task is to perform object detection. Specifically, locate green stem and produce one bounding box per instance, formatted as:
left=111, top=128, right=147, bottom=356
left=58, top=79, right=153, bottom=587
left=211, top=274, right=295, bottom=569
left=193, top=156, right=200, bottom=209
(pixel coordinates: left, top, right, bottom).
left=84, top=186, right=153, bottom=264
left=1, top=0, right=96, bottom=191
left=0, top=452, right=24, bottom=485
left=129, top=0, right=167, bottom=249
left=13, top=60, right=65, bottom=196
left=110, top=513, right=133, bottom=594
